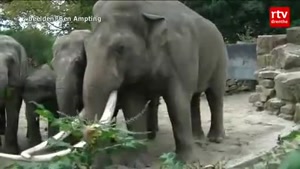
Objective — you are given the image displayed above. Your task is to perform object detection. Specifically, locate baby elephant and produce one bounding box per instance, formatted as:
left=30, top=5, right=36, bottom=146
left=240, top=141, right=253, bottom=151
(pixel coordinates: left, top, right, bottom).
left=23, top=64, right=59, bottom=146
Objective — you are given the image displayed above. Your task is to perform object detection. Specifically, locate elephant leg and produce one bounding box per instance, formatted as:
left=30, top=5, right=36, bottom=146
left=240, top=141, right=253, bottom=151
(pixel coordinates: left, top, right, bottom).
left=147, top=97, right=159, bottom=140
left=0, top=103, right=5, bottom=135
left=163, top=82, right=196, bottom=163
left=25, top=103, right=42, bottom=146
left=191, top=93, right=205, bottom=141
left=4, top=88, right=22, bottom=154
left=45, top=101, right=59, bottom=138
left=116, top=90, right=151, bottom=168
left=205, top=84, right=225, bottom=143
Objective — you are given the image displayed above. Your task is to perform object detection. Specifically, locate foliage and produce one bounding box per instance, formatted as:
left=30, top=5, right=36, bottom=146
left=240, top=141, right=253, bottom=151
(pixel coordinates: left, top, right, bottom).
left=2, top=0, right=300, bottom=41
left=182, top=0, right=300, bottom=43
left=242, top=130, right=300, bottom=169
left=0, top=28, right=54, bottom=66
left=2, top=102, right=228, bottom=169
left=5, top=103, right=146, bottom=169
left=2, top=0, right=92, bottom=35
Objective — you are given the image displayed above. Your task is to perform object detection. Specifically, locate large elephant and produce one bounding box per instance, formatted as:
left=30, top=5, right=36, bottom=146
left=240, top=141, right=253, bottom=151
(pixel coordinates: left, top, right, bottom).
left=0, top=35, right=28, bottom=154
left=52, top=29, right=160, bottom=139
left=22, top=64, right=59, bottom=147
left=80, top=0, right=228, bottom=167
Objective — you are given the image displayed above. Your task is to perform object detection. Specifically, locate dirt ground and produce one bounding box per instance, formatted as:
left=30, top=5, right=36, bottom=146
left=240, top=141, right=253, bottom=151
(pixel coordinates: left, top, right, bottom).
left=0, top=92, right=296, bottom=168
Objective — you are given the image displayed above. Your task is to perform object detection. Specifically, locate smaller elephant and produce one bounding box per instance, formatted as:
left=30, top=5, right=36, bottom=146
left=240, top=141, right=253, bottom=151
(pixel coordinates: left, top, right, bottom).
left=22, top=64, right=59, bottom=146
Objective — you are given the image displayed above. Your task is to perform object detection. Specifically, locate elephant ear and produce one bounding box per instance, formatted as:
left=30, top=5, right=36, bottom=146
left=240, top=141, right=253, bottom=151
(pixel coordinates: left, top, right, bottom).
left=142, top=13, right=167, bottom=46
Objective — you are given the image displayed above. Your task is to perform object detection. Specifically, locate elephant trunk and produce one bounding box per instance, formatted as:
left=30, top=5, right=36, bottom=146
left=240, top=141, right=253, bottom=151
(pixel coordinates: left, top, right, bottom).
left=80, top=64, right=120, bottom=123
left=56, top=75, right=79, bottom=117
left=0, top=66, right=8, bottom=102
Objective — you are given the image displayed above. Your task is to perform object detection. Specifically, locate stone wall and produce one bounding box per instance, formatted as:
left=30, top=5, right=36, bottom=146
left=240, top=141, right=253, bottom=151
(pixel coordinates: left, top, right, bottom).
left=249, top=27, right=300, bottom=123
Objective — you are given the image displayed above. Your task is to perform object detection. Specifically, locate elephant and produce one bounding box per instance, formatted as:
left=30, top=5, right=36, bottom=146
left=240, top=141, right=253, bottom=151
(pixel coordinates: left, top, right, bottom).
left=0, top=35, right=28, bottom=154
left=80, top=0, right=228, bottom=167
left=22, top=64, right=59, bottom=147
left=51, top=30, right=90, bottom=117
left=52, top=29, right=160, bottom=139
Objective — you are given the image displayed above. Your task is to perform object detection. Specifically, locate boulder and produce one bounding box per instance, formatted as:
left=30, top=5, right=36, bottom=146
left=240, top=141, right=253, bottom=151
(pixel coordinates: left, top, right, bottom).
left=256, top=34, right=287, bottom=55
left=274, top=72, right=300, bottom=102
left=287, top=27, right=300, bottom=45
left=256, top=85, right=264, bottom=93
left=259, top=79, right=274, bottom=88
left=278, top=113, right=293, bottom=121
left=265, top=98, right=286, bottom=113
left=279, top=102, right=295, bottom=115
left=249, top=93, right=261, bottom=103
left=257, top=54, right=272, bottom=69
left=249, top=92, right=270, bottom=103
left=255, top=85, right=275, bottom=99
left=256, top=70, right=281, bottom=80
left=270, top=43, right=300, bottom=70
left=254, top=101, right=264, bottom=111
left=294, top=103, right=300, bottom=123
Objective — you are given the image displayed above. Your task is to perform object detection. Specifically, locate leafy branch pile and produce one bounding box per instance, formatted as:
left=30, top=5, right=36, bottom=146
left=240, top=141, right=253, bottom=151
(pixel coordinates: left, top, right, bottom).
left=3, top=104, right=222, bottom=169
left=4, top=103, right=300, bottom=169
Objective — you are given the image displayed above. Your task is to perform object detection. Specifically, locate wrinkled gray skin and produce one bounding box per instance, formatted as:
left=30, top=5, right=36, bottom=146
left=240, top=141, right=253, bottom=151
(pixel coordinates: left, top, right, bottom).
left=51, top=30, right=90, bottom=117
left=81, top=0, right=228, bottom=167
left=52, top=29, right=160, bottom=139
left=22, top=64, right=59, bottom=147
left=0, top=35, right=28, bottom=154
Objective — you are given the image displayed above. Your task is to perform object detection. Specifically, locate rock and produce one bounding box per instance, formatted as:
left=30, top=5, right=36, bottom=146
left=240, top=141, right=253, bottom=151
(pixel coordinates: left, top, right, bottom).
left=256, top=85, right=264, bottom=93
left=279, top=102, right=295, bottom=115
left=257, top=54, right=272, bottom=68
left=256, top=34, right=287, bottom=55
left=270, top=43, right=300, bottom=70
left=263, top=88, right=275, bottom=98
left=249, top=92, right=269, bottom=103
left=226, top=79, right=237, bottom=86
left=278, top=113, right=293, bottom=121
left=249, top=93, right=260, bottom=103
left=274, top=72, right=300, bottom=102
left=254, top=67, right=276, bottom=79
left=254, top=101, right=264, bottom=111
left=294, top=103, right=300, bottom=123
left=265, top=98, right=286, bottom=112
left=259, top=93, right=268, bottom=102
left=259, top=79, right=274, bottom=88
left=287, top=27, right=300, bottom=45
left=257, top=70, right=281, bottom=79
left=256, top=85, right=275, bottom=99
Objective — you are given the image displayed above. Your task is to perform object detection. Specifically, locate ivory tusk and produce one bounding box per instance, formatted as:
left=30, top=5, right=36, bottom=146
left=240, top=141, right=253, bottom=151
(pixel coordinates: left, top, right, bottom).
left=20, top=131, right=70, bottom=158
left=99, top=91, right=117, bottom=124
left=0, top=91, right=118, bottom=162
left=0, top=141, right=86, bottom=162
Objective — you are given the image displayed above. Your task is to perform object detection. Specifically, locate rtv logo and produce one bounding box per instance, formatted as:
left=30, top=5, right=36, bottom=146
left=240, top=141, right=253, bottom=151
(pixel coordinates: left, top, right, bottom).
left=269, top=7, right=290, bottom=28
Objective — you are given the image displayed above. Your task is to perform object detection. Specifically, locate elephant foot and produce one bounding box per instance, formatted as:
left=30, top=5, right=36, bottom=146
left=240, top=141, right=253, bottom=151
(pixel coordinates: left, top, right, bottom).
left=118, top=149, right=152, bottom=168
left=176, top=147, right=198, bottom=164
left=194, top=136, right=206, bottom=147
left=193, top=130, right=205, bottom=140
left=207, top=128, right=225, bottom=143
left=3, top=144, right=20, bottom=154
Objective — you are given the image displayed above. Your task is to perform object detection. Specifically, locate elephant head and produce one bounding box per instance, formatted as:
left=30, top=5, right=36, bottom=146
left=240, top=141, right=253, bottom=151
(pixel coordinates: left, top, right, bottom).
left=0, top=35, right=27, bottom=102
left=51, top=30, right=90, bottom=116
left=80, top=1, right=167, bottom=122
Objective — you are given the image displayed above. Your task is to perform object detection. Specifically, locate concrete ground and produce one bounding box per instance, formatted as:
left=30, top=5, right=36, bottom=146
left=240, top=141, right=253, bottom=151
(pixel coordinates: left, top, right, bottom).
left=0, top=92, right=296, bottom=168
